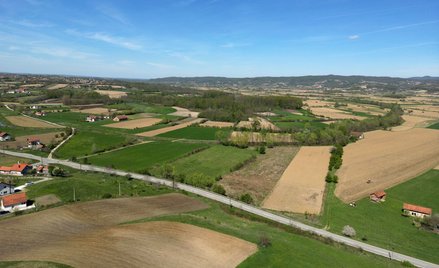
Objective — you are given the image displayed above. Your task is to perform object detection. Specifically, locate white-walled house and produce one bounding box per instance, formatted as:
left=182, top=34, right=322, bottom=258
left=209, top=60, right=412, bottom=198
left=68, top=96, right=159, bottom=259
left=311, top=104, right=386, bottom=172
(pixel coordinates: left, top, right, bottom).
left=402, top=203, right=432, bottom=219
left=0, top=183, right=14, bottom=196
left=0, top=192, right=34, bottom=212
left=0, top=132, right=12, bottom=141
left=0, top=163, right=32, bottom=176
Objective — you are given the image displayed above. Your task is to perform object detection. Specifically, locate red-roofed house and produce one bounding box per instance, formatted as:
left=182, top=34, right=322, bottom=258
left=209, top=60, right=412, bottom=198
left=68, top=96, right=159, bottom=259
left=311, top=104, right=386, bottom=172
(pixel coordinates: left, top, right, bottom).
left=0, top=163, right=32, bottom=176
left=370, top=191, right=386, bottom=202
left=0, top=192, right=34, bottom=212
left=402, top=203, right=432, bottom=219
left=27, top=137, right=44, bottom=149
left=113, top=115, right=128, bottom=122
left=0, top=132, right=11, bottom=142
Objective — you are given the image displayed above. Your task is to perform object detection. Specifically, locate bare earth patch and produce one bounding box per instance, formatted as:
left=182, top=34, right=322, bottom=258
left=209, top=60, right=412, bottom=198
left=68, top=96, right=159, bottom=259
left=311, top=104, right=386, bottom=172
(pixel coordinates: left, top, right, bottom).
left=335, top=128, right=439, bottom=203
left=237, top=117, right=279, bottom=131
left=170, top=106, right=199, bottom=118
left=75, top=107, right=115, bottom=115
left=5, top=116, right=59, bottom=128
left=346, top=103, right=388, bottom=116
left=104, top=118, right=162, bottom=129
left=95, top=90, right=128, bottom=99
left=310, top=107, right=365, bottom=120
left=136, top=118, right=204, bottom=137
left=304, top=99, right=334, bottom=107
left=0, top=194, right=257, bottom=268
left=262, top=146, right=331, bottom=214
left=35, top=194, right=61, bottom=206
left=221, top=146, right=299, bottom=204
left=47, top=84, right=68, bottom=90
left=200, top=120, right=235, bottom=128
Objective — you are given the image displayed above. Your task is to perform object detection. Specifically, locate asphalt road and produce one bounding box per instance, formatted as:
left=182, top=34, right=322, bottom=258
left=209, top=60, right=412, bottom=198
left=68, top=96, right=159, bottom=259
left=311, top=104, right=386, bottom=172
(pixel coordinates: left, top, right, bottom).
left=1, top=149, right=438, bottom=268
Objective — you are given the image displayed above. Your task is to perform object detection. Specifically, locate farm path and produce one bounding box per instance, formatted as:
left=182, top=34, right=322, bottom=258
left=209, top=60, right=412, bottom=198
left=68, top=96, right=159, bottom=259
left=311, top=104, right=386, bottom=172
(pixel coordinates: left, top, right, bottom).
left=48, top=128, right=75, bottom=159
left=0, top=149, right=437, bottom=268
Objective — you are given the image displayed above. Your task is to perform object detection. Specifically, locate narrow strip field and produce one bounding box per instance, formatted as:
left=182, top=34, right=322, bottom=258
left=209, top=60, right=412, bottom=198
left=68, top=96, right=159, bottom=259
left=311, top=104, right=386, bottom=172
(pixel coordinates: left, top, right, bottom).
left=335, top=128, right=439, bottom=202
left=136, top=118, right=204, bottom=137
left=200, top=120, right=234, bottom=128
left=263, top=146, right=331, bottom=214
left=88, top=141, right=207, bottom=172
left=5, top=116, right=59, bottom=128
left=0, top=194, right=255, bottom=268
left=104, top=118, right=162, bottom=129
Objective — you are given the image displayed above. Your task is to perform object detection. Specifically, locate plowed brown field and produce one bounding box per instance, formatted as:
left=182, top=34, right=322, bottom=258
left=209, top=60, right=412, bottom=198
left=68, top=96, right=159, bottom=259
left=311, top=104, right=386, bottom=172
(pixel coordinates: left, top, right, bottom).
left=5, top=116, right=59, bottom=128
left=262, top=146, right=331, bottom=214
left=0, top=194, right=255, bottom=268
left=336, top=128, right=439, bottom=202
left=104, top=118, right=162, bottom=129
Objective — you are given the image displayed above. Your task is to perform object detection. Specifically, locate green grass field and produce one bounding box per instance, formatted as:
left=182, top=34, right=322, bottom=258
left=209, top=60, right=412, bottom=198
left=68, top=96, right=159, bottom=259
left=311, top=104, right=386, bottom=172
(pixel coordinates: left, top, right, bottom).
left=170, top=145, right=257, bottom=179
left=54, top=130, right=131, bottom=159
left=158, top=126, right=225, bottom=140
left=428, top=122, right=439, bottom=129
left=131, top=198, right=403, bottom=268
left=274, top=121, right=327, bottom=131
left=0, top=154, right=35, bottom=166
left=322, top=169, right=439, bottom=264
left=26, top=168, right=171, bottom=203
left=270, top=109, right=317, bottom=122
left=88, top=141, right=208, bottom=172
left=107, top=103, right=176, bottom=115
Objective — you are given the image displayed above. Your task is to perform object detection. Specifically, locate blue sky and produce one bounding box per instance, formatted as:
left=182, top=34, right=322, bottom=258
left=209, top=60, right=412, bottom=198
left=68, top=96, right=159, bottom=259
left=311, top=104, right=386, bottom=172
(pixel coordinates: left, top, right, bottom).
left=0, top=0, right=438, bottom=78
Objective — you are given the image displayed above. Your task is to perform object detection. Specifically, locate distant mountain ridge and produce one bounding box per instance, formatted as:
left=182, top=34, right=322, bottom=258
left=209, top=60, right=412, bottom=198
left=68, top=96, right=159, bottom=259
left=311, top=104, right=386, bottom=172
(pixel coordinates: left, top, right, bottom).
left=146, top=75, right=439, bottom=90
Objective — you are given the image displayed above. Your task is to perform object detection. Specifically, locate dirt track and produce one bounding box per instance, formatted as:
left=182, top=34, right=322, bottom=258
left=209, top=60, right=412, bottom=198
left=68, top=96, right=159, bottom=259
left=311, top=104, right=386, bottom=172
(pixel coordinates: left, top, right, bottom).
left=105, top=118, right=162, bottom=129
left=391, top=114, right=435, bottom=131
left=5, top=116, right=59, bottom=128
left=262, top=146, right=331, bottom=214
left=336, top=128, right=439, bottom=203
left=0, top=194, right=256, bottom=267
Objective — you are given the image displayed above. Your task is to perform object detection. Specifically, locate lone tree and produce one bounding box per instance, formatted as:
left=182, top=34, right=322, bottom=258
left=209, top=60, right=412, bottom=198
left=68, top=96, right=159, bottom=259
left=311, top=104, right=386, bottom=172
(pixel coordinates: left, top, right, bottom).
left=342, top=225, right=356, bottom=237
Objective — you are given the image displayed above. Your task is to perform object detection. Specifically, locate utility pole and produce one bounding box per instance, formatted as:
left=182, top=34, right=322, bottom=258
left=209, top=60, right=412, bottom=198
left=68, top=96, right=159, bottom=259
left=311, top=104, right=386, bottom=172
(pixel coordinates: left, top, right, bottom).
left=118, top=181, right=121, bottom=196
left=73, top=187, right=76, bottom=202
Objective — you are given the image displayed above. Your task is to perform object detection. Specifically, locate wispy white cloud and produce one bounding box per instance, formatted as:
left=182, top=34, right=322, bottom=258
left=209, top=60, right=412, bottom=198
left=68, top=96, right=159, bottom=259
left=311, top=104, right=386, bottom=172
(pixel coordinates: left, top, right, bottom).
left=349, top=20, right=439, bottom=40
left=13, top=19, right=53, bottom=28
left=66, top=29, right=142, bottom=50
left=96, top=4, right=130, bottom=25
left=30, top=46, right=99, bottom=59
left=169, top=51, right=204, bottom=64
left=220, top=42, right=251, bottom=48
left=146, top=62, right=174, bottom=69
left=348, top=35, right=359, bottom=40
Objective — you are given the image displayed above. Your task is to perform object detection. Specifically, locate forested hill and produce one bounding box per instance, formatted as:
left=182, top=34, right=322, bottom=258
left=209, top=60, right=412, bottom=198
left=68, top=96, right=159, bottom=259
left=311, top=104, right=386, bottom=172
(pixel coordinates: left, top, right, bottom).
left=146, top=75, right=439, bottom=91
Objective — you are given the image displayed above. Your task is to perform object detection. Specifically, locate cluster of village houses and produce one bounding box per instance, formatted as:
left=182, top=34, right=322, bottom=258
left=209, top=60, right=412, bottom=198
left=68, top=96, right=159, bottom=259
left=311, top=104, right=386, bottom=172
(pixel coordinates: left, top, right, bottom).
left=86, top=114, right=128, bottom=122
left=0, top=132, right=45, bottom=150
left=0, top=162, right=49, bottom=213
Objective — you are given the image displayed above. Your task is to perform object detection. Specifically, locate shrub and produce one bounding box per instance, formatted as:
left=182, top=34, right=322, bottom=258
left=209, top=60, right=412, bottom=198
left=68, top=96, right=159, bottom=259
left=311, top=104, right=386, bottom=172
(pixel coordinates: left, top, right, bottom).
left=258, top=234, right=272, bottom=248
left=102, top=193, right=112, bottom=199
left=240, top=193, right=253, bottom=204
left=51, top=167, right=66, bottom=177
left=212, top=184, right=226, bottom=195
left=342, top=225, right=356, bottom=237
left=184, top=173, right=216, bottom=188
left=258, top=145, right=266, bottom=154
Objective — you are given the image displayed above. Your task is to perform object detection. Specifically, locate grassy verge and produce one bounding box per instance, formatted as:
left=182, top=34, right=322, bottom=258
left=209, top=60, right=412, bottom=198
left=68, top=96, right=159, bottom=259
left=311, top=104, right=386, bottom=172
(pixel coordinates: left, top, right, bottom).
left=321, top=170, right=439, bottom=264
left=26, top=168, right=171, bottom=204
left=427, top=122, right=439, bottom=129
left=0, top=261, right=71, bottom=268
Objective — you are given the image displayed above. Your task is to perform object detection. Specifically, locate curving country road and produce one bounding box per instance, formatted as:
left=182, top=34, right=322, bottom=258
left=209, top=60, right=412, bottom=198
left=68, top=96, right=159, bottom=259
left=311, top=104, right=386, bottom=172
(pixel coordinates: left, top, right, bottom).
left=1, top=149, right=437, bottom=268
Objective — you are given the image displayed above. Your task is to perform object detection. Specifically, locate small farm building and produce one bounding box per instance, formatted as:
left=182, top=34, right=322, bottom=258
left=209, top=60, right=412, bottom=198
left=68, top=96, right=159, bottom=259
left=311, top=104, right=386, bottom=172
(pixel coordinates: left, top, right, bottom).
left=0, top=132, right=12, bottom=141
left=0, top=163, right=32, bottom=176
left=402, top=203, right=432, bottom=219
left=0, top=183, right=14, bottom=196
left=113, top=115, right=128, bottom=122
left=0, top=192, right=34, bottom=212
left=370, top=191, right=386, bottom=202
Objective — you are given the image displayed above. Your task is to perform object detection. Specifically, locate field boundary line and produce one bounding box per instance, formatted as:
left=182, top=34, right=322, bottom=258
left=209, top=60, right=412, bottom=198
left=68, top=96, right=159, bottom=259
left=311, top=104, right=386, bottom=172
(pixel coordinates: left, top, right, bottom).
left=0, top=149, right=437, bottom=268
